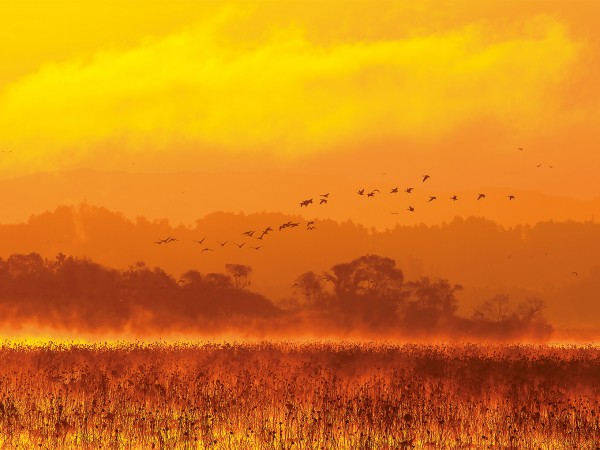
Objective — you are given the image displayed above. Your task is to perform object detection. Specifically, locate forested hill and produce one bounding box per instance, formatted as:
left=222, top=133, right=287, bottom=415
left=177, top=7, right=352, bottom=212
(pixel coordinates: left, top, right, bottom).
left=0, top=204, right=598, bottom=327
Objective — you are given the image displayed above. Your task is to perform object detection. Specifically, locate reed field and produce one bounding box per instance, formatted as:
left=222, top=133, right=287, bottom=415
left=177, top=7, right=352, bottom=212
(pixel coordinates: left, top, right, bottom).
left=0, top=340, right=598, bottom=449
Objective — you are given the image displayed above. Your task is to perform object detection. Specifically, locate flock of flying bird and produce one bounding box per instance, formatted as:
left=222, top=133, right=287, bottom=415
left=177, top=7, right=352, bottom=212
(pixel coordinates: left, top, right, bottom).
left=153, top=170, right=523, bottom=253
left=297, top=174, right=518, bottom=215
left=147, top=150, right=580, bottom=278
left=154, top=218, right=321, bottom=252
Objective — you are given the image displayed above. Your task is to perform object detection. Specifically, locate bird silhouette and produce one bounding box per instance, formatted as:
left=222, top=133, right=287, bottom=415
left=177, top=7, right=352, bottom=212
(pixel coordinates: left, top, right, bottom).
left=320, top=193, right=329, bottom=198
left=390, top=187, right=399, bottom=194
left=450, top=195, right=458, bottom=201
left=422, top=175, right=430, bottom=182
left=193, top=237, right=206, bottom=244
left=233, top=242, right=245, bottom=248
left=320, top=198, right=328, bottom=205
left=477, top=193, right=486, bottom=200
left=307, top=226, right=316, bottom=230
left=217, top=240, right=228, bottom=247
left=405, top=187, right=414, bottom=193
left=201, top=248, right=214, bottom=252
left=518, top=147, right=524, bottom=151
left=250, top=246, right=262, bottom=250
left=307, top=221, right=314, bottom=227
left=537, top=164, right=542, bottom=168
left=367, top=192, right=375, bottom=197
left=300, top=199, right=313, bottom=207
left=572, top=271, right=578, bottom=277
left=357, top=189, right=365, bottom=195
left=508, top=195, right=515, bottom=200
left=407, top=206, right=415, bottom=212
left=154, top=240, right=163, bottom=244
left=242, top=230, right=255, bottom=237
left=428, top=196, right=436, bottom=202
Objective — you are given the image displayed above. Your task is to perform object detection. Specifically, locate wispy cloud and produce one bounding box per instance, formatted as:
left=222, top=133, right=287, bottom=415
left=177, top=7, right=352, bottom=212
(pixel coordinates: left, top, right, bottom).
left=0, top=10, right=579, bottom=174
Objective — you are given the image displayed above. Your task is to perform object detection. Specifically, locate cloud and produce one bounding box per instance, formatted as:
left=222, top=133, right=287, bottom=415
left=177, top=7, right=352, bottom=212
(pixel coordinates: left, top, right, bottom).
left=0, top=10, right=580, bottom=174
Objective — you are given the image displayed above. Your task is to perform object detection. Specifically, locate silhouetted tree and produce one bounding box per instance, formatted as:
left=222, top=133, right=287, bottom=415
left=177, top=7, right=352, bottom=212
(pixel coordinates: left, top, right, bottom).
left=323, top=255, right=406, bottom=327
left=472, top=294, right=553, bottom=340
left=293, top=271, right=325, bottom=308
left=402, top=277, right=462, bottom=330
left=479, top=294, right=511, bottom=323
left=225, top=264, right=252, bottom=290
left=326, top=255, right=404, bottom=300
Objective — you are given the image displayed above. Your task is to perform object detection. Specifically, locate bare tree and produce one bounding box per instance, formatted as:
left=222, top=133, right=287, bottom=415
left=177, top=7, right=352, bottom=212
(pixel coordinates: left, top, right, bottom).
left=480, top=294, right=511, bottom=322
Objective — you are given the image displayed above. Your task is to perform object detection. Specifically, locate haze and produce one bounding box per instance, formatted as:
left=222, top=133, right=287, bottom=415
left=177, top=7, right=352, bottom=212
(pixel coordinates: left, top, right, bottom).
left=0, top=0, right=598, bottom=337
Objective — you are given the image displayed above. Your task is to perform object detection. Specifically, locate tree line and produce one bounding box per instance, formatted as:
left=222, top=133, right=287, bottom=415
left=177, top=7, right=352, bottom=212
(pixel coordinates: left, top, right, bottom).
left=0, top=252, right=552, bottom=339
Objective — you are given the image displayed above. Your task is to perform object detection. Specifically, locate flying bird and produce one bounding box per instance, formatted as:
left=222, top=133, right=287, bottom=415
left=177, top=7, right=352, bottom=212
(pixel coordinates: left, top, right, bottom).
left=320, top=193, right=329, bottom=198
left=518, top=147, right=524, bottom=151
left=300, top=198, right=313, bottom=207
left=307, top=221, right=314, bottom=227
left=428, top=196, right=436, bottom=202
left=572, top=271, right=578, bottom=277
left=450, top=195, right=458, bottom=201
left=259, top=227, right=272, bottom=238
left=307, top=226, right=316, bottom=230
left=422, top=175, right=430, bottom=182
left=201, top=248, right=214, bottom=253
left=390, top=187, right=399, bottom=194
left=193, top=237, right=206, bottom=244
left=217, top=240, right=228, bottom=247
left=477, top=193, right=486, bottom=200
left=405, top=187, right=414, bottom=193
left=320, top=198, right=328, bottom=205
left=537, top=164, right=542, bottom=168
left=508, top=195, right=515, bottom=200
left=357, top=189, right=365, bottom=195
left=233, top=242, right=245, bottom=248
left=250, top=246, right=262, bottom=250
left=407, top=206, right=415, bottom=212
left=242, top=230, right=255, bottom=237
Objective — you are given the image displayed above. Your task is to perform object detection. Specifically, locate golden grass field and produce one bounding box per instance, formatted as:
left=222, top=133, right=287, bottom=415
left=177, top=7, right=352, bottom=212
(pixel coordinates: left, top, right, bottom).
left=0, top=341, right=598, bottom=449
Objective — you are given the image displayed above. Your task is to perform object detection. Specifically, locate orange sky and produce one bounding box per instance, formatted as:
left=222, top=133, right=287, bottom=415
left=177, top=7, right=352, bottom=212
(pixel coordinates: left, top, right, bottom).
left=0, top=0, right=599, bottom=225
